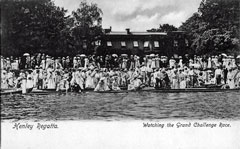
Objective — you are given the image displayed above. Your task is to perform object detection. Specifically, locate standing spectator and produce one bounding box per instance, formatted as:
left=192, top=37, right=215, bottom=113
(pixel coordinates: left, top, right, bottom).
left=214, top=66, right=222, bottom=85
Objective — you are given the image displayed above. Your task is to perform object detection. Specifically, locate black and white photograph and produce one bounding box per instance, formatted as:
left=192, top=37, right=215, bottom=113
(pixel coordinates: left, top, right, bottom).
left=1, top=0, right=240, bottom=148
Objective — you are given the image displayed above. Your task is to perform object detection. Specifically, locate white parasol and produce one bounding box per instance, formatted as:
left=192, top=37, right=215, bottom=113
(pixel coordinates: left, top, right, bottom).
left=80, top=54, right=86, bottom=57
left=23, top=53, right=30, bottom=56
left=150, top=54, right=155, bottom=57
left=121, top=54, right=128, bottom=57
left=221, top=53, right=227, bottom=57
left=237, top=55, right=240, bottom=59
left=112, top=54, right=118, bottom=57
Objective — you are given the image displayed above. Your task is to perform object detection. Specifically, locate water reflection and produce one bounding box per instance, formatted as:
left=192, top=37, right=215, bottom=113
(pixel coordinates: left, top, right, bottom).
left=1, top=91, right=240, bottom=121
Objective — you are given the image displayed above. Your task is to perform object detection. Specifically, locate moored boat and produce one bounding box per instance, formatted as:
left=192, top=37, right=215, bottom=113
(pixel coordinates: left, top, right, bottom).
left=94, top=88, right=240, bottom=93
left=29, top=87, right=240, bottom=94
left=0, top=88, right=33, bottom=95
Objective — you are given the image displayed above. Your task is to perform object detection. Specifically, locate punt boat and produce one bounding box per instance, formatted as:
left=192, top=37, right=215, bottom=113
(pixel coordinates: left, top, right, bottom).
left=28, top=87, right=240, bottom=94
left=0, top=88, right=33, bottom=95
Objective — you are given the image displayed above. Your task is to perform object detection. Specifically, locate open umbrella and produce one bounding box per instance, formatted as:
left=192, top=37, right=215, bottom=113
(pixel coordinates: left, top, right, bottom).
left=80, top=54, right=86, bottom=57
left=221, top=53, right=227, bottom=57
left=112, top=54, right=118, bottom=57
left=23, top=53, right=30, bottom=56
left=237, top=55, right=240, bottom=59
left=121, top=54, right=128, bottom=57
left=150, top=54, right=155, bottom=57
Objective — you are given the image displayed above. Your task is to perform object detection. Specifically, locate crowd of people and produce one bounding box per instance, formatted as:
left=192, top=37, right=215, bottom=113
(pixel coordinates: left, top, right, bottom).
left=1, top=53, right=240, bottom=92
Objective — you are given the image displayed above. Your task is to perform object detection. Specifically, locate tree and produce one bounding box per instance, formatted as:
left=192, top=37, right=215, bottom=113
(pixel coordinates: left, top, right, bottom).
left=179, top=0, right=240, bottom=55
left=71, top=1, right=103, bottom=54
left=147, top=24, right=178, bottom=32
left=1, top=0, right=70, bottom=56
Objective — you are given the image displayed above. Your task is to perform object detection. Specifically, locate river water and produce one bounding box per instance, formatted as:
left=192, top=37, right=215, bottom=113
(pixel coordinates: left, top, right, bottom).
left=1, top=91, right=240, bottom=121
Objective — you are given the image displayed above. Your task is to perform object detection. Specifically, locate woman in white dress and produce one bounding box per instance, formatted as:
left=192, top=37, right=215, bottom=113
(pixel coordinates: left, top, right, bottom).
left=171, top=70, right=179, bottom=89
left=178, top=57, right=183, bottom=68
left=73, top=57, right=78, bottom=69
left=155, top=55, right=160, bottom=69
left=75, top=69, right=83, bottom=90
left=179, top=69, right=186, bottom=88
left=146, top=56, right=152, bottom=68
left=26, top=71, right=34, bottom=89
left=122, top=58, right=127, bottom=69
left=33, top=68, right=39, bottom=88
left=94, top=77, right=110, bottom=91
left=151, top=57, right=156, bottom=69
left=207, top=57, right=212, bottom=68
left=169, top=57, right=176, bottom=69
left=40, top=57, right=46, bottom=70
left=135, top=56, right=140, bottom=68
left=227, top=69, right=235, bottom=89
left=47, top=70, right=56, bottom=89
left=1, top=70, right=8, bottom=89
left=84, top=57, right=89, bottom=68
left=85, top=69, right=95, bottom=89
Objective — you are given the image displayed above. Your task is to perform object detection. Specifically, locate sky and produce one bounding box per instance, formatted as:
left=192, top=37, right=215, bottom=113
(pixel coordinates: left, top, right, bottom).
left=54, top=0, right=202, bottom=31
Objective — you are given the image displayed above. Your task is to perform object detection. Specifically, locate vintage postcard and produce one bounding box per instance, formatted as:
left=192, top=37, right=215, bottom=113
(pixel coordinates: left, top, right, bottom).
left=1, top=0, right=240, bottom=148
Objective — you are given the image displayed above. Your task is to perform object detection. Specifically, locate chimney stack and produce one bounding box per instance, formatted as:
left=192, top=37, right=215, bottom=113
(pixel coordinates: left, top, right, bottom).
left=126, top=28, right=130, bottom=34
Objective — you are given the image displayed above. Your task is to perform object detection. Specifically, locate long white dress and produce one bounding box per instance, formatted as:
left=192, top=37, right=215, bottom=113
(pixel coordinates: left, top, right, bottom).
left=178, top=59, right=183, bottom=68
left=122, top=59, right=127, bottom=69
left=84, top=58, right=89, bottom=68
left=207, top=57, right=212, bottom=68
left=26, top=74, right=34, bottom=88
left=147, top=58, right=152, bottom=68
left=155, top=57, right=160, bottom=69
left=135, top=57, right=140, bottom=68
left=85, top=71, right=95, bottom=89
left=33, top=71, right=39, bottom=88
left=169, top=59, right=176, bottom=68
left=151, top=58, right=156, bottom=69
left=75, top=71, right=84, bottom=89
left=94, top=77, right=110, bottom=91
left=1, top=72, right=8, bottom=89
left=47, top=72, right=56, bottom=89
left=227, top=71, right=235, bottom=89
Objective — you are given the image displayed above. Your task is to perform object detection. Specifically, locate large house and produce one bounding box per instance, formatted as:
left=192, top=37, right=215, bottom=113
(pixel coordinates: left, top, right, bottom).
left=96, top=28, right=190, bottom=57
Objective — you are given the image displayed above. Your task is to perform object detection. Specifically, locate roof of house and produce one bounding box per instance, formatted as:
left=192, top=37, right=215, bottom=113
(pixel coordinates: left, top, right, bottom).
left=106, top=31, right=168, bottom=36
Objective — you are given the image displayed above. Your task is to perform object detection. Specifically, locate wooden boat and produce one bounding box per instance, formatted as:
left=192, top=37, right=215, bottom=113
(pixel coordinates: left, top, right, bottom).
left=29, top=87, right=240, bottom=94
left=0, top=88, right=33, bottom=95
left=94, top=88, right=240, bottom=93
left=97, top=88, right=240, bottom=93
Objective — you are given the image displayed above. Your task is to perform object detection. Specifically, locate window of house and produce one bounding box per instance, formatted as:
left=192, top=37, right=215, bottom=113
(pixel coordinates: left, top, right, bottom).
left=185, top=39, right=189, bottom=46
left=144, top=41, right=149, bottom=48
left=83, top=41, right=87, bottom=49
left=107, top=41, right=112, bottom=47
left=133, top=41, right=138, bottom=47
left=154, top=41, right=159, bottom=47
left=95, top=40, right=101, bottom=46
left=174, top=40, right=178, bottom=47
left=121, top=41, right=126, bottom=47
